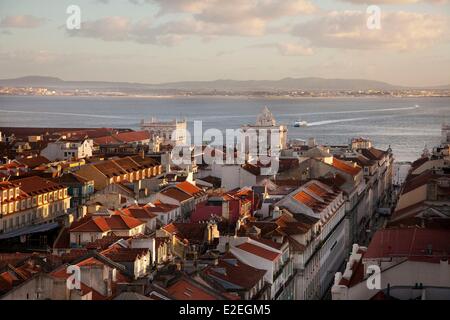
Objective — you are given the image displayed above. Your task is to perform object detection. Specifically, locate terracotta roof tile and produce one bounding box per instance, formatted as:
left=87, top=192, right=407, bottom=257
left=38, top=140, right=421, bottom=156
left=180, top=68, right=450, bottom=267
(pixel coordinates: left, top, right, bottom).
left=205, top=252, right=266, bottom=290
left=161, top=187, right=193, bottom=202
left=166, top=278, right=215, bottom=300
left=365, top=227, right=450, bottom=262
left=176, top=181, right=205, bottom=198
left=236, top=242, right=279, bottom=261
left=332, top=158, right=361, bottom=176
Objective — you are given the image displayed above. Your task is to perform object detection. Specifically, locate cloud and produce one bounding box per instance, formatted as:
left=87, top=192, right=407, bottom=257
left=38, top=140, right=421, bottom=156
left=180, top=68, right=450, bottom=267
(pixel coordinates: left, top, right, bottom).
left=151, top=0, right=316, bottom=36
left=67, top=1, right=316, bottom=45
left=69, top=16, right=134, bottom=41
left=67, top=16, right=187, bottom=45
left=249, top=42, right=314, bottom=56
left=0, top=15, right=46, bottom=29
left=277, top=43, right=314, bottom=56
left=291, top=10, right=449, bottom=51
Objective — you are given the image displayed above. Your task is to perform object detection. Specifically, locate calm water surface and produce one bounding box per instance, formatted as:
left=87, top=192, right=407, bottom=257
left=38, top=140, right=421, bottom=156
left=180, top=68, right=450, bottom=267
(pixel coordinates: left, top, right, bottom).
left=0, top=95, right=449, bottom=162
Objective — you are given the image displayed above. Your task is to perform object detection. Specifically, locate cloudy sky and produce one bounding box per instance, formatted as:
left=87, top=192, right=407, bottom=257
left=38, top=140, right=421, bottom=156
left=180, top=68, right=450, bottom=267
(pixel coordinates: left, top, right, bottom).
left=0, top=0, right=449, bottom=86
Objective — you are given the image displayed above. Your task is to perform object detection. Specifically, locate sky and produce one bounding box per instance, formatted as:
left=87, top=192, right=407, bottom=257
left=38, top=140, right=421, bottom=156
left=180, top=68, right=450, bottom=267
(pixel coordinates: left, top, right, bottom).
left=0, top=0, right=449, bottom=86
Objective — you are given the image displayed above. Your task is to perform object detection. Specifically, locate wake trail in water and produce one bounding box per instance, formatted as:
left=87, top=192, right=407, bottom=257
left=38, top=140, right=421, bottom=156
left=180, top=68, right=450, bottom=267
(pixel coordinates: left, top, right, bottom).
left=307, top=117, right=371, bottom=127
left=0, top=109, right=127, bottom=119
left=288, top=104, right=420, bottom=117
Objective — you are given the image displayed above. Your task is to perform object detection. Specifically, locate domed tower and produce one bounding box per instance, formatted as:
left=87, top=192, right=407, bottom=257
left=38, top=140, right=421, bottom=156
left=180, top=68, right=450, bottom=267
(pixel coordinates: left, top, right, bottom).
left=256, top=106, right=276, bottom=126
left=421, top=144, right=430, bottom=158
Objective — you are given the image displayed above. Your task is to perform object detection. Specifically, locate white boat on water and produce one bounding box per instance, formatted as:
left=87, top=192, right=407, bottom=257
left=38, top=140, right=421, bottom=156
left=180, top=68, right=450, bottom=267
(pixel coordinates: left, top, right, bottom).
left=294, top=120, right=308, bottom=127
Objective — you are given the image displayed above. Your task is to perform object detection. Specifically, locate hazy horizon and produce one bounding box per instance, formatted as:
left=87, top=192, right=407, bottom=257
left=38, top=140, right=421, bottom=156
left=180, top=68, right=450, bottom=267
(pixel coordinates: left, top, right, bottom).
left=1, top=0, right=450, bottom=87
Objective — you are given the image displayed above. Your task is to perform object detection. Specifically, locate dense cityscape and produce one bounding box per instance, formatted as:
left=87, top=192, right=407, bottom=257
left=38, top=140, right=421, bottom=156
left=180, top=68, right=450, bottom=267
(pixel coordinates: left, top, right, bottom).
left=0, top=108, right=449, bottom=300
left=1, top=0, right=449, bottom=308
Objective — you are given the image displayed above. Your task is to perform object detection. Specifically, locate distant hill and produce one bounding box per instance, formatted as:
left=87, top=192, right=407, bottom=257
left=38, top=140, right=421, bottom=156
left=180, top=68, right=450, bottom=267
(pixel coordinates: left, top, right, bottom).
left=0, top=75, right=447, bottom=92
left=152, top=77, right=401, bottom=91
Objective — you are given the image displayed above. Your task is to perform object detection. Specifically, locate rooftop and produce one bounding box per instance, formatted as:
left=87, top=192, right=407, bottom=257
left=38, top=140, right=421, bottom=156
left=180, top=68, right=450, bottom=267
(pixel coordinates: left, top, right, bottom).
left=205, top=252, right=266, bottom=290
left=235, top=242, right=280, bottom=261
left=365, top=227, right=450, bottom=262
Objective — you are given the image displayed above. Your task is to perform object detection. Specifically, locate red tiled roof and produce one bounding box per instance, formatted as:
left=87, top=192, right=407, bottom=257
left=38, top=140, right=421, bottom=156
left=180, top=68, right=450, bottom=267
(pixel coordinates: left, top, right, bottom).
left=402, top=170, right=440, bottom=194
left=167, top=278, right=217, bottom=300
left=250, top=236, right=284, bottom=250
left=162, top=223, right=207, bottom=243
left=205, top=252, right=266, bottom=290
left=115, top=130, right=150, bottom=143
left=236, top=242, right=280, bottom=261
left=145, top=201, right=179, bottom=213
left=359, top=147, right=387, bottom=161
left=332, top=158, right=361, bottom=176
left=176, top=181, right=205, bottom=198
left=107, top=214, right=145, bottom=230
left=102, top=246, right=148, bottom=263
left=161, top=187, right=193, bottom=202
left=85, top=235, right=126, bottom=250
left=410, top=157, right=429, bottom=171
left=13, top=176, right=66, bottom=195
left=16, top=156, right=50, bottom=168
left=70, top=216, right=111, bottom=233
left=121, top=206, right=158, bottom=220
left=365, top=227, right=450, bottom=262
left=93, top=136, right=122, bottom=145
left=93, top=161, right=127, bottom=178
left=241, top=164, right=261, bottom=176
left=319, top=173, right=347, bottom=189
left=390, top=201, right=426, bottom=222
left=306, top=182, right=329, bottom=197
left=113, top=157, right=143, bottom=172
left=69, top=214, right=144, bottom=233
left=293, top=191, right=318, bottom=207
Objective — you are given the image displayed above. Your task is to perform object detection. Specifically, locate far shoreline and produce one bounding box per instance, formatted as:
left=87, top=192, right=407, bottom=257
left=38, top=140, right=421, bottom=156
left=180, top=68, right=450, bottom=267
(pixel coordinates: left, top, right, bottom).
left=1, top=94, right=450, bottom=100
